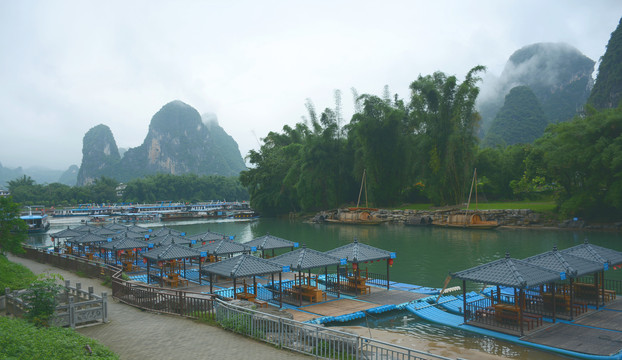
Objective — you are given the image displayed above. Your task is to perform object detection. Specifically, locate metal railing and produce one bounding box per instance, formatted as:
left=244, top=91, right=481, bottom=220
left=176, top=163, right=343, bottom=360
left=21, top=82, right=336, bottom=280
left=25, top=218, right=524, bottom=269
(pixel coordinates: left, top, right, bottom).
left=215, top=299, right=455, bottom=360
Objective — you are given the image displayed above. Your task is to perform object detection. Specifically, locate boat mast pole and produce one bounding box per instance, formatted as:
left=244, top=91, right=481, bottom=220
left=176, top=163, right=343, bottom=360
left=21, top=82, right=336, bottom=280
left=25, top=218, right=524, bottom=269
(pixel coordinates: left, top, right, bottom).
left=356, top=169, right=366, bottom=208
left=465, top=169, right=476, bottom=219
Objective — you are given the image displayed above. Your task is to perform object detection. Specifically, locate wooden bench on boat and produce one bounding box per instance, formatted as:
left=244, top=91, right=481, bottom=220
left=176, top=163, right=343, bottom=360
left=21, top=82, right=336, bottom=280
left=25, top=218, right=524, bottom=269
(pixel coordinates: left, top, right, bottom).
left=493, top=304, right=541, bottom=330
left=284, top=285, right=327, bottom=303
left=252, top=299, right=268, bottom=308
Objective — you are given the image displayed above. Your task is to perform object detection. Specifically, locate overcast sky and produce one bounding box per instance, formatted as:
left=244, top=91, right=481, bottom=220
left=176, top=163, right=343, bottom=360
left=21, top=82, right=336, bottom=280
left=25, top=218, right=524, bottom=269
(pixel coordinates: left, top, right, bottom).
left=1, top=1, right=621, bottom=170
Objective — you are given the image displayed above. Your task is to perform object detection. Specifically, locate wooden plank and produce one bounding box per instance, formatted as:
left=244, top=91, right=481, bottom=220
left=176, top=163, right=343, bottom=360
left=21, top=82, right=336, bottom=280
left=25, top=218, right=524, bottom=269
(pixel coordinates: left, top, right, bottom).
left=300, top=299, right=377, bottom=317
left=605, top=298, right=622, bottom=311
left=522, top=323, right=622, bottom=356
left=574, top=309, right=622, bottom=331
left=356, top=288, right=428, bottom=305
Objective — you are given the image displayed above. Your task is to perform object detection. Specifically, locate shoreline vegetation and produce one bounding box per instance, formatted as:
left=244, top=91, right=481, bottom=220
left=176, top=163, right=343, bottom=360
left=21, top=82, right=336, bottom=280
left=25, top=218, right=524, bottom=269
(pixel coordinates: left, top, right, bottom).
left=310, top=200, right=622, bottom=232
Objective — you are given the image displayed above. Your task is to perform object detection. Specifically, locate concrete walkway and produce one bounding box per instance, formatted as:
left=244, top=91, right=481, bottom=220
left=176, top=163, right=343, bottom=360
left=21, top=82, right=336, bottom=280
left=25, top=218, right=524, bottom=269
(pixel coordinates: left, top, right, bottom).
left=7, top=254, right=310, bottom=360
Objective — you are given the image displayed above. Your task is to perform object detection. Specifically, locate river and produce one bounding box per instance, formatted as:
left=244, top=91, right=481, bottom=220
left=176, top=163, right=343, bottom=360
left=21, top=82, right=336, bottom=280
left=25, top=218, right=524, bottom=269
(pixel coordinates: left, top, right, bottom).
left=30, top=217, right=622, bottom=359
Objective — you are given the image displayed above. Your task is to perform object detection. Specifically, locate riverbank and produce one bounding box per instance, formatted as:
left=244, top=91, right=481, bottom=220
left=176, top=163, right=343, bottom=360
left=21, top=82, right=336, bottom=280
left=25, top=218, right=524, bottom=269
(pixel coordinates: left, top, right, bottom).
left=5, top=253, right=509, bottom=360
left=312, top=208, right=622, bottom=232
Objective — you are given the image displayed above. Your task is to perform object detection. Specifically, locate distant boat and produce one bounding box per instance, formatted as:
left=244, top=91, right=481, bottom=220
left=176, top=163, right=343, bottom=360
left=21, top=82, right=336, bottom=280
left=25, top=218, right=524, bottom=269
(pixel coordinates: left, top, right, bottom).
left=323, top=169, right=385, bottom=225
left=228, top=209, right=260, bottom=220
left=432, top=169, right=499, bottom=229
left=21, top=206, right=50, bottom=233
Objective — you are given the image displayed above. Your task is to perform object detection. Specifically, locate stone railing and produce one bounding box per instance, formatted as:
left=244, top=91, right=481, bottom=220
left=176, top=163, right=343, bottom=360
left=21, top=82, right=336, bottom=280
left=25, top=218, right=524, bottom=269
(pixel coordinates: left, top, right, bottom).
left=5, top=280, right=107, bottom=328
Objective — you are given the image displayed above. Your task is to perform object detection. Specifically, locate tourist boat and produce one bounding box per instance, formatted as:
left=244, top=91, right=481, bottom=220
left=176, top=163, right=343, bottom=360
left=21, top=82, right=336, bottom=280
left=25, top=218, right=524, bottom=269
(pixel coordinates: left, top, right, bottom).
left=117, top=212, right=160, bottom=223
left=323, top=208, right=384, bottom=225
left=228, top=210, right=260, bottom=220
left=20, top=206, right=50, bottom=233
left=432, top=169, right=498, bottom=229
left=160, top=211, right=206, bottom=222
left=323, top=170, right=385, bottom=225
left=83, top=214, right=112, bottom=224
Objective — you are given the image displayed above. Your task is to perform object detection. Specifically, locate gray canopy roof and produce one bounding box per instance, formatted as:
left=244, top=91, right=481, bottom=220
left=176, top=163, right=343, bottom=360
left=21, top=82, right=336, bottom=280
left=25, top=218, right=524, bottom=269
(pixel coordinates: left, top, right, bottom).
left=452, top=253, right=562, bottom=289
left=143, top=243, right=203, bottom=261
left=103, top=223, right=129, bottom=231
left=244, top=234, right=298, bottom=251
left=194, top=240, right=251, bottom=256
left=126, top=225, right=151, bottom=233
left=523, top=246, right=604, bottom=277
left=72, top=224, right=101, bottom=233
left=325, top=238, right=395, bottom=263
left=101, top=237, right=153, bottom=251
left=150, top=234, right=193, bottom=247
left=113, top=230, right=150, bottom=240
left=50, top=227, right=83, bottom=238
left=151, top=227, right=185, bottom=237
left=271, top=245, right=343, bottom=271
left=66, top=232, right=110, bottom=245
left=201, top=254, right=286, bottom=278
left=560, top=240, right=622, bottom=266
left=189, top=230, right=228, bottom=242
left=91, top=227, right=119, bottom=236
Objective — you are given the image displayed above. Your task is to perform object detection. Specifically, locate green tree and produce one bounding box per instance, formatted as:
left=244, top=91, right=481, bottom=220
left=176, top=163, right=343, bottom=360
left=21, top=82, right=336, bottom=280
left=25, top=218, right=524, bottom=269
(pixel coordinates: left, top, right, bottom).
left=409, top=66, right=485, bottom=205
left=523, top=106, right=622, bottom=218
left=0, top=196, right=26, bottom=254
left=346, top=94, right=410, bottom=206
left=240, top=125, right=306, bottom=215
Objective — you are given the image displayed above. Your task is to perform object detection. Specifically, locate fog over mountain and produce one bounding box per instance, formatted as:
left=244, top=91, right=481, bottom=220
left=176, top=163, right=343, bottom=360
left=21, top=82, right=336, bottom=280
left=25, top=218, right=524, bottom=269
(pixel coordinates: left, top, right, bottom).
left=477, top=42, right=595, bottom=140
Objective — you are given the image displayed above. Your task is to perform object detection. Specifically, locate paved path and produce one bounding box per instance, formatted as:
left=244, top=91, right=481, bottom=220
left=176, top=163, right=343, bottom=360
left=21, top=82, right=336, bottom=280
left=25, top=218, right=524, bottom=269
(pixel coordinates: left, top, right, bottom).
left=7, top=254, right=310, bottom=360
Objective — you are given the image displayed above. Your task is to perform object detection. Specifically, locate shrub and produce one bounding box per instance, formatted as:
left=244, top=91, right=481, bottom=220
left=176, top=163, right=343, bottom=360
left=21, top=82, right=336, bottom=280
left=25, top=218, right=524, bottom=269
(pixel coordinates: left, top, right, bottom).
left=0, top=255, right=37, bottom=292
left=19, top=274, right=64, bottom=327
left=0, top=316, right=118, bottom=359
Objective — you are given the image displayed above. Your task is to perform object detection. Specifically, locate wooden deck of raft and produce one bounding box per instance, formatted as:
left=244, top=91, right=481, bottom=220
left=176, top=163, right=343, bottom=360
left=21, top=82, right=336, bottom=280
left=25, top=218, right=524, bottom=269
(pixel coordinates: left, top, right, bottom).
left=521, top=299, right=622, bottom=357
left=284, top=288, right=429, bottom=322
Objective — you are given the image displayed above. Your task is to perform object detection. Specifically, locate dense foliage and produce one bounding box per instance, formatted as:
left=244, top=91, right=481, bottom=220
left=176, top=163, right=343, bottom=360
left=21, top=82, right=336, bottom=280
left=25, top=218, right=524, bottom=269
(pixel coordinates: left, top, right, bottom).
left=241, top=98, right=357, bottom=216
left=484, top=86, right=548, bottom=147
left=0, top=196, right=27, bottom=254
left=0, top=317, right=118, bottom=359
left=9, top=176, right=119, bottom=206
left=520, top=106, right=622, bottom=219
left=588, top=18, right=622, bottom=110
left=122, top=173, right=248, bottom=203
left=0, top=254, right=37, bottom=290
left=241, top=67, right=485, bottom=213
left=7, top=173, right=247, bottom=206
left=409, top=66, right=484, bottom=205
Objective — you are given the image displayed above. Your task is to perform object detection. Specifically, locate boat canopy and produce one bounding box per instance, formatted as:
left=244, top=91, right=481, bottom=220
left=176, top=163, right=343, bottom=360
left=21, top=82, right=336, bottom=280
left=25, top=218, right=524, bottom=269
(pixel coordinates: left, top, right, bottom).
left=201, top=254, right=286, bottom=278
left=560, top=239, right=622, bottom=267
left=524, top=246, right=605, bottom=278
left=325, top=238, right=395, bottom=263
left=271, top=244, right=343, bottom=271
left=451, top=252, right=561, bottom=289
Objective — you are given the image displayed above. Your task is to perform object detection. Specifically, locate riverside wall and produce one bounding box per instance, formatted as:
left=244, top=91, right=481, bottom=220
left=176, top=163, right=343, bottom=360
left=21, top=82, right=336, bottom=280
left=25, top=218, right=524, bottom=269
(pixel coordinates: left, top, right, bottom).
left=314, top=208, right=622, bottom=231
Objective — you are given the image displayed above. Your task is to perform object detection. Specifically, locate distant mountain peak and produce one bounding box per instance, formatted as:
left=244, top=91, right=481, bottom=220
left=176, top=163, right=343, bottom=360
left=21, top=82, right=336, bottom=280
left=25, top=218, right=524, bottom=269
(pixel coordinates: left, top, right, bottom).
left=76, top=101, right=246, bottom=185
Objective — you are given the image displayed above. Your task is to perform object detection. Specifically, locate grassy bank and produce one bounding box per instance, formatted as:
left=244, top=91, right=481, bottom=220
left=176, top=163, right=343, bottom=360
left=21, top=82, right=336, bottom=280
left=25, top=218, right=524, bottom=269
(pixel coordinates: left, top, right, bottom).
left=0, top=254, right=37, bottom=291
left=0, top=317, right=118, bottom=359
